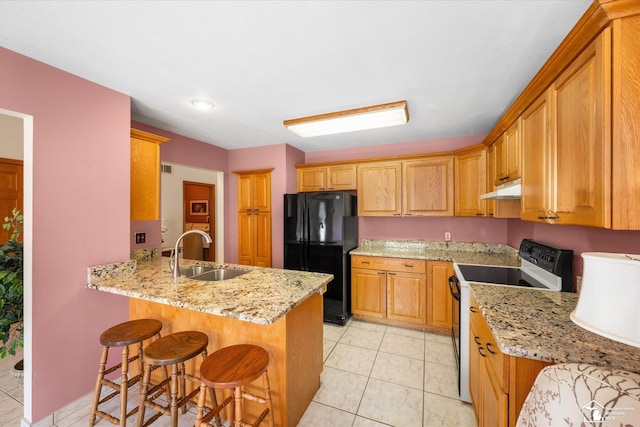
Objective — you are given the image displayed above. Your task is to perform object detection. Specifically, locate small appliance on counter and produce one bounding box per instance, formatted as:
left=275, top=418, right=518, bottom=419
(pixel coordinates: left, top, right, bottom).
left=449, top=238, right=573, bottom=403
left=284, top=192, right=357, bottom=325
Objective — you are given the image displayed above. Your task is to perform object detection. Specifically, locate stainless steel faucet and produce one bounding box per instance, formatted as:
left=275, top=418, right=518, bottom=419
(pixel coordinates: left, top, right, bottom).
left=170, top=230, right=213, bottom=279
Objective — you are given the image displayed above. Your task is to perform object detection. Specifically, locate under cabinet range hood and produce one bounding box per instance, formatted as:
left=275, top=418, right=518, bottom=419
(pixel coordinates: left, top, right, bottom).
left=480, top=178, right=522, bottom=200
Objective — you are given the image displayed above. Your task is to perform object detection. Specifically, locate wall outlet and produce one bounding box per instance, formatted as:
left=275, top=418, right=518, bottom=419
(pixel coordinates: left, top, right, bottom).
left=444, top=231, right=452, bottom=242
left=135, top=232, right=146, bottom=244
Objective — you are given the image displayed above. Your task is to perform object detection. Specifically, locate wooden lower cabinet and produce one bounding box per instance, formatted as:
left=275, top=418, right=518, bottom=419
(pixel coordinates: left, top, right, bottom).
left=351, top=267, right=387, bottom=318
left=469, top=295, right=550, bottom=427
left=351, top=256, right=452, bottom=333
left=387, top=271, right=427, bottom=324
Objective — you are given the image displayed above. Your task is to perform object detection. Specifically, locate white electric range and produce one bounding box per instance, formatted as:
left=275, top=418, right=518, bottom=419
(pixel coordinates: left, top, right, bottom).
left=449, top=239, right=573, bottom=403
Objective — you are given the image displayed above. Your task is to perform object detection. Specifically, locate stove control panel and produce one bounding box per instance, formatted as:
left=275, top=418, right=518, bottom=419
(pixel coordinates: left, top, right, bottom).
left=519, top=239, right=574, bottom=292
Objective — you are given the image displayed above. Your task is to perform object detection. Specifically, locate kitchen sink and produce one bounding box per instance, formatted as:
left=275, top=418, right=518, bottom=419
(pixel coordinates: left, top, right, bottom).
left=179, top=265, right=216, bottom=277
left=183, top=266, right=250, bottom=281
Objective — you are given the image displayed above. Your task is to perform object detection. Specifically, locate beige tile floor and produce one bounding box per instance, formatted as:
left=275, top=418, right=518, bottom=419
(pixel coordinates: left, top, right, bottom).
left=0, top=320, right=476, bottom=426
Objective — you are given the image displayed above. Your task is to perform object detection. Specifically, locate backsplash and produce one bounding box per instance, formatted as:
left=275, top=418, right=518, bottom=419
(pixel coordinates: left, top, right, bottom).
left=359, top=238, right=517, bottom=254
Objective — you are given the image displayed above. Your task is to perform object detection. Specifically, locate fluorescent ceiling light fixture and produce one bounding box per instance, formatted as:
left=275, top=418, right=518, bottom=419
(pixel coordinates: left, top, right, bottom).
left=191, top=99, right=215, bottom=110
left=284, top=100, right=409, bottom=137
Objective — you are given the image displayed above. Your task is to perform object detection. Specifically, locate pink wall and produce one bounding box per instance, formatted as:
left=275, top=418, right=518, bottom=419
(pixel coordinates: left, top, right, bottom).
left=1, top=46, right=131, bottom=422
left=131, top=121, right=230, bottom=252
left=359, top=216, right=509, bottom=244
left=227, top=144, right=299, bottom=268
left=304, top=134, right=484, bottom=163
left=507, top=219, right=640, bottom=285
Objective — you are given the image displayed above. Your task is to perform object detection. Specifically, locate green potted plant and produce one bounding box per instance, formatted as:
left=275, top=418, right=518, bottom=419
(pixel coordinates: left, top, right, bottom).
left=0, top=208, right=24, bottom=375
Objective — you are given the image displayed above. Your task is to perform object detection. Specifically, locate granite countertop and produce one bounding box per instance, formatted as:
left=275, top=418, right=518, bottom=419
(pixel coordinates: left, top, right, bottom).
left=469, top=284, right=640, bottom=373
left=86, top=257, right=333, bottom=326
left=350, top=239, right=521, bottom=267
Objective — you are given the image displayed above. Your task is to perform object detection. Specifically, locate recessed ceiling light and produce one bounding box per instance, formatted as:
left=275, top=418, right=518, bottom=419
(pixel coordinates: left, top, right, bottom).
left=284, top=100, right=408, bottom=137
left=191, top=99, right=215, bottom=110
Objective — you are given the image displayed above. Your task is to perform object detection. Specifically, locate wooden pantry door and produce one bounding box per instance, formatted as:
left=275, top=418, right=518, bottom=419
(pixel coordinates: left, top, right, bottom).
left=0, top=158, right=23, bottom=243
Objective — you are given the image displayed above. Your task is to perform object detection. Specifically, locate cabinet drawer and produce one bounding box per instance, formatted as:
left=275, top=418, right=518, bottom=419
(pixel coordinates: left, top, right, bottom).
left=352, top=256, right=426, bottom=273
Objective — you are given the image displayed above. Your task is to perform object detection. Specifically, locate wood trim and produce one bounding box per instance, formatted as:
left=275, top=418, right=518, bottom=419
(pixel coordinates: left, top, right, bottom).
left=480, top=0, right=634, bottom=147
left=232, top=168, right=275, bottom=176
left=0, top=157, right=23, bottom=166
left=130, top=128, right=169, bottom=144
left=284, top=100, right=407, bottom=126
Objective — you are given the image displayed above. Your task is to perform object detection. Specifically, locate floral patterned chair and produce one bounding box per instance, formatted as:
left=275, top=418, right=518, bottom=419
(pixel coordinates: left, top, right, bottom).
left=516, top=363, right=640, bottom=426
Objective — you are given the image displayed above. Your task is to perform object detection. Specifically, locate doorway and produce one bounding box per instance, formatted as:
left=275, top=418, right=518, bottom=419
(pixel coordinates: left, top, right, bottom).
left=0, top=158, right=23, bottom=243
left=182, top=181, right=215, bottom=261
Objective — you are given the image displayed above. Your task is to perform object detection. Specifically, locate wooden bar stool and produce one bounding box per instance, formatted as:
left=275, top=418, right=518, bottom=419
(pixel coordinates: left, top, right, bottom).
left=90, top=318, right=163, bottom=426
left=196, top=344, right=274, bottom=427
left=137, top=330, right=214, bottom=427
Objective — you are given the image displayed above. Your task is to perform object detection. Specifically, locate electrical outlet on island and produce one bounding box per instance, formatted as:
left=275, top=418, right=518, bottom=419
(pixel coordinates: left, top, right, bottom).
left=135, top=232, right=146, bottom=244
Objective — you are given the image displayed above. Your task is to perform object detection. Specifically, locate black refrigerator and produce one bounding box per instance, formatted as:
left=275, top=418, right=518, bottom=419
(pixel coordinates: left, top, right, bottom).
left=284, top=192, right=358, bottom=325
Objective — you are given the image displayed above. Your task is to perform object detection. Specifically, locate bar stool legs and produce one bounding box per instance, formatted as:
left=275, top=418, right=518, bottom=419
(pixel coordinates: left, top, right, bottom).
left=196, top=344, right=274, bottom=427
left=137, top=330, right=214, bottom=427
left=89, top=319, right=163, bottom=426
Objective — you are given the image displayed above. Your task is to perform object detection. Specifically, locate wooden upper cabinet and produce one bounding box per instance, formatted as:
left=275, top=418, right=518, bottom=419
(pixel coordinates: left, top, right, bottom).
left=130, top=129, right=168, bottom=221
left=402, top=156, right=454, bottom=216
left=238, top=170, right=271, bottom=212
left=357, top=161, right=402, bottom=216
left=521, top=88, right=554, bottom=223
left=297, top=164, right=356, bottom=192
left=551, top=28, right=611, bottom=228
left=454, top=146, right=487, bottom=217
left=494, top=121, right=521, bottom=185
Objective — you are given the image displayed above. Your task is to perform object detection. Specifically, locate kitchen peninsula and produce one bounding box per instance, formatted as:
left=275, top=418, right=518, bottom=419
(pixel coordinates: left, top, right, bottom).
left=87, top=256, right=333, bottom=427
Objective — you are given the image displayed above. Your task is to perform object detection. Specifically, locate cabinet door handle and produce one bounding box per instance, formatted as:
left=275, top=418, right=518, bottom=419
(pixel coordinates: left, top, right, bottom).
left=538, top=215, right=560, bottom=220
left=474, top=336, right=481, bottom=345
left=389, top=272, right=396, bottom=276
left=246, top=209, right=253, bottom=215
left=478, top=347, right=487, bottom=358
left=393, top=213, right=402, bottom=216
left=377, top=272, right=385, bottom=276
left=475, top=213, right=484, bottom=216
left=486, top=343, right=496, bottom=355
left=470, top=307, right=477, bottom=313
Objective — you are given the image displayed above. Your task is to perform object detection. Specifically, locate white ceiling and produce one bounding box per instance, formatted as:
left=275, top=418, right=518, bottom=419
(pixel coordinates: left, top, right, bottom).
left=0, top=1, right=591, bottom=152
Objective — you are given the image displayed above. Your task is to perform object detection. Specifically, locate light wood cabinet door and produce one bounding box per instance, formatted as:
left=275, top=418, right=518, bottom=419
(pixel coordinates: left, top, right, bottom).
left=235, top=169, right=272, bottom=267
left=403, top=156, right=454, bottom=216
left=237, top=212, right=254, bottom=265
left=486, top=145, right=496, bottom=217
left=297, top=166, right=326, bottom=192
left=494, top=121, right=520, bottom=185
left=454, top=147, right=487, bottom=217
left=130, top=129, right=168, bottom=221
left=521, top=88, right=554, bottom=222
left=297, top=164, right=356, bottom=192
left=357, top=161, right=402, bottom=216
left=552, top=28, right=611, bottom=228
left=481, top=362, right=509, bottom=427
left=351, top=267, right=387, bottom=318
left=386, top=271, right=427, bottom=324
left=426, top=261, right=453, bottom=330
left=326, top=164, right=357, bottom=191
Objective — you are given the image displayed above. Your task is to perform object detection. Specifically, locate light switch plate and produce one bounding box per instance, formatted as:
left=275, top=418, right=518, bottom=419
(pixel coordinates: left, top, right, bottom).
left=135, top=232, right=146, bottom=244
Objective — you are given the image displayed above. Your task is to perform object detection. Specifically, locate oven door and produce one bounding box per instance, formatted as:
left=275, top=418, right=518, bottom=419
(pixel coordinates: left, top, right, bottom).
left=448, top=275, right=461, bottom=376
